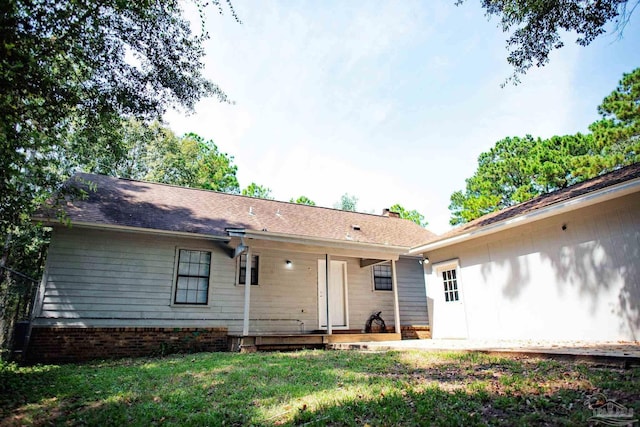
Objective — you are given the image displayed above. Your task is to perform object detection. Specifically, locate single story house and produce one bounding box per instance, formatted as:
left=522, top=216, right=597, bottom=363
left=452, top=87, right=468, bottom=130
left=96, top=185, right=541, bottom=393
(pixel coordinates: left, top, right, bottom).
left=410, top=163, right=640, bottom=342
left=28, top=173, right=435, bottom=362
left=27, top=163, right=640, bottom=361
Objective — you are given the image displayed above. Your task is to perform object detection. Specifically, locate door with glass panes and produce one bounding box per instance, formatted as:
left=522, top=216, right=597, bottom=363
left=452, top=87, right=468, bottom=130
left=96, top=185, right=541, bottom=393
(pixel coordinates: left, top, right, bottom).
left=430, top=260, right=467, bottom=338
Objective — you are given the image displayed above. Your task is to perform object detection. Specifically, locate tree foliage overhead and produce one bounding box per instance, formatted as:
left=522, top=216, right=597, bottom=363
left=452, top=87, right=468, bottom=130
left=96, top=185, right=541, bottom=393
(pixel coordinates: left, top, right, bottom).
left=242, top=183, right=274, bottom=200
left=74, top=121, right=240, bottom=193
left=457, top=0, right=637, bottom=83
left=334, top=193, right=358, bottom=212
left=587, top=67, right=640, bottom=170
left=290, top=196, right=316, bottom=206
left=449, top=67, right=640, bottom=225
left=0, top=0, right=236, bottom=235
left=389, top=204, right=429, bottom=228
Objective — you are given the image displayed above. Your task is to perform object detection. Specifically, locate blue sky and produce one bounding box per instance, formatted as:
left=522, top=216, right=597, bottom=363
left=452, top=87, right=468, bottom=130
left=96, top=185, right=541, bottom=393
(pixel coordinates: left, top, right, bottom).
left=165, top=1, right=640, bottom=234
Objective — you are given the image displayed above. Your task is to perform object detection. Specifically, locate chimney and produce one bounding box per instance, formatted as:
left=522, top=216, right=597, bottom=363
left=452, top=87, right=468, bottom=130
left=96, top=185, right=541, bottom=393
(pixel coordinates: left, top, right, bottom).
left=382, top=208, right=400, bottom=218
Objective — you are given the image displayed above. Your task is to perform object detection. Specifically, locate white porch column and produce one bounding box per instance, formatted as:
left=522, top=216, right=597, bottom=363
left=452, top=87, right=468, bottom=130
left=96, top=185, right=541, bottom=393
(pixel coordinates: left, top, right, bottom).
left=391, top=259, right=401, bottom=334
left=325, top=254, right=332, bottom=335
left=242, top=247, right=252, bottom=336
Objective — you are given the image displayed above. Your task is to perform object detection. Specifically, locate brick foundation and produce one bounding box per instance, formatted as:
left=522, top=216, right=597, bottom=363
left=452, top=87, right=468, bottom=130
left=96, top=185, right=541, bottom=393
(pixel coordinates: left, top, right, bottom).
left=401, top=325, right=432, bottom=340
left=26, top=326, right=229, bottom=363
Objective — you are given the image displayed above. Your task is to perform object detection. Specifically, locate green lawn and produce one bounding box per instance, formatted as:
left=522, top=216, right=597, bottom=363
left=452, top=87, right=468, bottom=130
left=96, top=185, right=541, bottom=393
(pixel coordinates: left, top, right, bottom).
left=1, top=350, right=638, bottom=426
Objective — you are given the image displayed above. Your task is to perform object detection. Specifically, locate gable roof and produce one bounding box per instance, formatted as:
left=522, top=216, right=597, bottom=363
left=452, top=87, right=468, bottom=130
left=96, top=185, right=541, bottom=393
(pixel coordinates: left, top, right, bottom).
left=411, top=162, right=640, bottom=254
left=36, top=173, right=436, bottom=249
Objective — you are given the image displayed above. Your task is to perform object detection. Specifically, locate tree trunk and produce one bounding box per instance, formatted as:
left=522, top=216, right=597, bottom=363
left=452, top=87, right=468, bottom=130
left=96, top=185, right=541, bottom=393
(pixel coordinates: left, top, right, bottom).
left=0, top=233, right=13, bottom=354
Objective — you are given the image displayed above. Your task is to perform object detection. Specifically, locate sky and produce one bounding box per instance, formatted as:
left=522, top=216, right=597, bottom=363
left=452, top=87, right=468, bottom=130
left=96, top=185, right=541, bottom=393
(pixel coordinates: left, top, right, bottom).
left=164, top=1, right=640, bottom=234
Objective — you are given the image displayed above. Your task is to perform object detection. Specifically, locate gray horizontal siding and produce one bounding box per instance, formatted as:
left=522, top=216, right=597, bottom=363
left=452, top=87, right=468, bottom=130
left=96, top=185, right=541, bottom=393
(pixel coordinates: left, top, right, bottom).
left=346, top=258, right=395, bottom=331
left=38, top=227, right=244, bottom=331
left=36, top=227, right=429, bottom=334
left=396, top=257, right=429, bottom=325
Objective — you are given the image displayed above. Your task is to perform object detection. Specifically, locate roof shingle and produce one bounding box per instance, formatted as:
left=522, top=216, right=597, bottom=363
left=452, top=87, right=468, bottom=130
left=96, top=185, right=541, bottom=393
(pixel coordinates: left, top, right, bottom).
left=429, top=162, right=640, bottom=244
left=39, top=173, right=436, bottom=248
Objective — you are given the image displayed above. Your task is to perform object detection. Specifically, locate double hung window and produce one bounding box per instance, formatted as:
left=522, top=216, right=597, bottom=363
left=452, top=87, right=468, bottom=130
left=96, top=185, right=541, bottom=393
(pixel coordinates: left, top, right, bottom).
left=373, top=264, right=392, bottom=291
left=238, top=253, right=259, bottom=286
left=175, top=249, right=211, bottom=305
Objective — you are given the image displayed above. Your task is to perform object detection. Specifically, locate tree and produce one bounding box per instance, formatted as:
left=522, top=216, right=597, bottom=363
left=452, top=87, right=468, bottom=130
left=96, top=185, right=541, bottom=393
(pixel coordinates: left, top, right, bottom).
left=290, top=196, right=316, bottom=206
left=389, top=204, right=429, bottom=227
left=0, top=1, right=240, bottom=355
left=180, top=133, right=240, bottom=193
left=457, top=0, right=637, bottom=83
left=334, top=193, right=358, bottom=212
left=448, top=133, right=596, bottom=225
left=448, top=67, right=640, bottom=225
left=0, top=0, right=237, bottom=236
left=586, top=67, right=640, bottom=171
left=65, top=120, right=241, bottom=193
left=242, top=183, right=274, bottom=199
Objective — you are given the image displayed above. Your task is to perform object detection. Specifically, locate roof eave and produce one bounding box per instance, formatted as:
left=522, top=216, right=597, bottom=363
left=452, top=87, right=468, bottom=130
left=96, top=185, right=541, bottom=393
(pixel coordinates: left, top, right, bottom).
left=227, top=229, right=410, bottom=254
left=409, top=175, right=640, bottom=254
left=32, top=218, right=231, bottom=242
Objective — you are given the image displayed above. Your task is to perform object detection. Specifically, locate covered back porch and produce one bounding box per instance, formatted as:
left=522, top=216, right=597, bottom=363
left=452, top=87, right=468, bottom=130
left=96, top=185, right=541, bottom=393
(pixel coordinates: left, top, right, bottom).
left=226, top=229, right=421, bottom=345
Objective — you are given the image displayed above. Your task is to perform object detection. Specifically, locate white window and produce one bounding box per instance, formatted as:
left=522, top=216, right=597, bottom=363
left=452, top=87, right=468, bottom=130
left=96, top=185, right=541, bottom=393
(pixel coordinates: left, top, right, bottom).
left=373, top=263, right=392, bottom=291
left=237, top=253, right=259, bottom=286
left=174, top=249, right=211, bottom=305
left=441, top=268, right=459, bottom=302
left=433, top=259, right=462, bottom=303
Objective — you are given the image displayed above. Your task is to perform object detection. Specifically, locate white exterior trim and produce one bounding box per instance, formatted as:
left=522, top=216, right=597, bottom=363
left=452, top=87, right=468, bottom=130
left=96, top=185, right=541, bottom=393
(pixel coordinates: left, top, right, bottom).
left=391, top=260, right=401, bottom=334
left=317, top=258, right=349, bottom=331
left=170, top=246, right=214, bottom=307
left=429, top=258, right=468, bottom=339
left=228, top=229, right=408, bottom=254
left=34, top=219, right=230, bottom=242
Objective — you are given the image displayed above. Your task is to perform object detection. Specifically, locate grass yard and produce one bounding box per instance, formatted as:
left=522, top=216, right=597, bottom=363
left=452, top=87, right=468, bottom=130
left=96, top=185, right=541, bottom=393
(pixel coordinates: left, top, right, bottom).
left=0, top=350, right=638, bottom=426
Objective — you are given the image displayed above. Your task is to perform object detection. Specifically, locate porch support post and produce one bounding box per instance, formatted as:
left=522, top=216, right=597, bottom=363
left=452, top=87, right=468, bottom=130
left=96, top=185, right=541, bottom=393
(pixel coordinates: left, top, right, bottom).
left=325, top=254, right=332, bottom=335
left=242, top=247, right=252, bottom=336
left=391, top=259, right=401, bottom=334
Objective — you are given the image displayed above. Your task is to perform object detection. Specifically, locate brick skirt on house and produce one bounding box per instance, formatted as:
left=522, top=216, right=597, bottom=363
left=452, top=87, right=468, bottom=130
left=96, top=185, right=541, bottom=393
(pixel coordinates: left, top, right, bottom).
left=26, top=326, right=229, bottom=363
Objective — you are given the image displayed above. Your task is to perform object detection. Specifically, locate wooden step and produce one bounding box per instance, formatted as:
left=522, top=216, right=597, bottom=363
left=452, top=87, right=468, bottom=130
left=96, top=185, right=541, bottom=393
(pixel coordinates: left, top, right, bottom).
left=229, top=333, right=403, bottom=352
left=325, top=333, right=401, bottom=343
left=255, top=335, right=325, bottom=346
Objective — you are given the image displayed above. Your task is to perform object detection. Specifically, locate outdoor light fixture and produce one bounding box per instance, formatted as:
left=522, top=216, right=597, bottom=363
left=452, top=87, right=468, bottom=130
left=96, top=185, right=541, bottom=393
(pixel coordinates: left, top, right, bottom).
left=419, top=257, right=429, bottom=265
left=285, top=260, right=293, bottom=268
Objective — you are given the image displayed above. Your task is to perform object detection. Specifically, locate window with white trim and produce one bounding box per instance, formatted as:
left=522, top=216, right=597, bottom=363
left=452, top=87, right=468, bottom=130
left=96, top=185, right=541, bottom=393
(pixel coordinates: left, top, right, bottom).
left=174, top=249, right=211, bottom=305
left=441, top=268, right=459, bottom=302
left=373, top=263, right=392, bottom=291
left=238, top=253, right=259, bottom=286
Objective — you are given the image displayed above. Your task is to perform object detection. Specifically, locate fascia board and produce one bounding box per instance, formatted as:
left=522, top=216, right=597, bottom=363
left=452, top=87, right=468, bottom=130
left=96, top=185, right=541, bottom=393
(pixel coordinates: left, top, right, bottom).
left=410, top=177, right=640, bottom=254
left=32, top=218, right=230, bottom=242
left=230, top=229, right=409, bottom=254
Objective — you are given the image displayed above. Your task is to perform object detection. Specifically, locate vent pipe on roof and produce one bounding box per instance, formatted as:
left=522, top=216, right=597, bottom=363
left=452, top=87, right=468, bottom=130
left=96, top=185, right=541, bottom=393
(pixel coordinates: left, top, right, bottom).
left=382, top=208, right=400, bottom=218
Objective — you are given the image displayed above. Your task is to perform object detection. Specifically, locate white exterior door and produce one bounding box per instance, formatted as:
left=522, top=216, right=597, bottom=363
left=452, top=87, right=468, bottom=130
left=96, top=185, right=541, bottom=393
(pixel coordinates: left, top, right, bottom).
left=430, top=260, right=468, bottom=339
left=318, top=259, right=348, bottom=329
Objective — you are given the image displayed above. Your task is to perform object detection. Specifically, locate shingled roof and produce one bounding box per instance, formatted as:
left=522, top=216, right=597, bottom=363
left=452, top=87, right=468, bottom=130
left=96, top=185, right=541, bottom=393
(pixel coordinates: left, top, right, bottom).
left=37, top=173, right=436, bottom=249
left=413, top=162, right=640, bottom=251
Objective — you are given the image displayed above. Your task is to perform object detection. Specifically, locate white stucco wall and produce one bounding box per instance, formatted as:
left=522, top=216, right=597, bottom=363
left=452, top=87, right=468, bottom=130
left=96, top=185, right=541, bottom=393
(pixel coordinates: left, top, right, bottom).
left=424, top=192, right=640, bottom=342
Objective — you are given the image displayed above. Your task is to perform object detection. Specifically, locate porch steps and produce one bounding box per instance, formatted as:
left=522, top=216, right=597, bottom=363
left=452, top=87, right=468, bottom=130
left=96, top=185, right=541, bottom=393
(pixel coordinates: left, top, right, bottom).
left=229, top=333, right=401, bottom=352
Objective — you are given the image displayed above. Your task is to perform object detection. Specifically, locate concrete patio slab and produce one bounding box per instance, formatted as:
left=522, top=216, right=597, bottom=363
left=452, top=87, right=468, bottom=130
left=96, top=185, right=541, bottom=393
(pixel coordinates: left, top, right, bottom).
left=328, top=339, right=640, bottom=367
